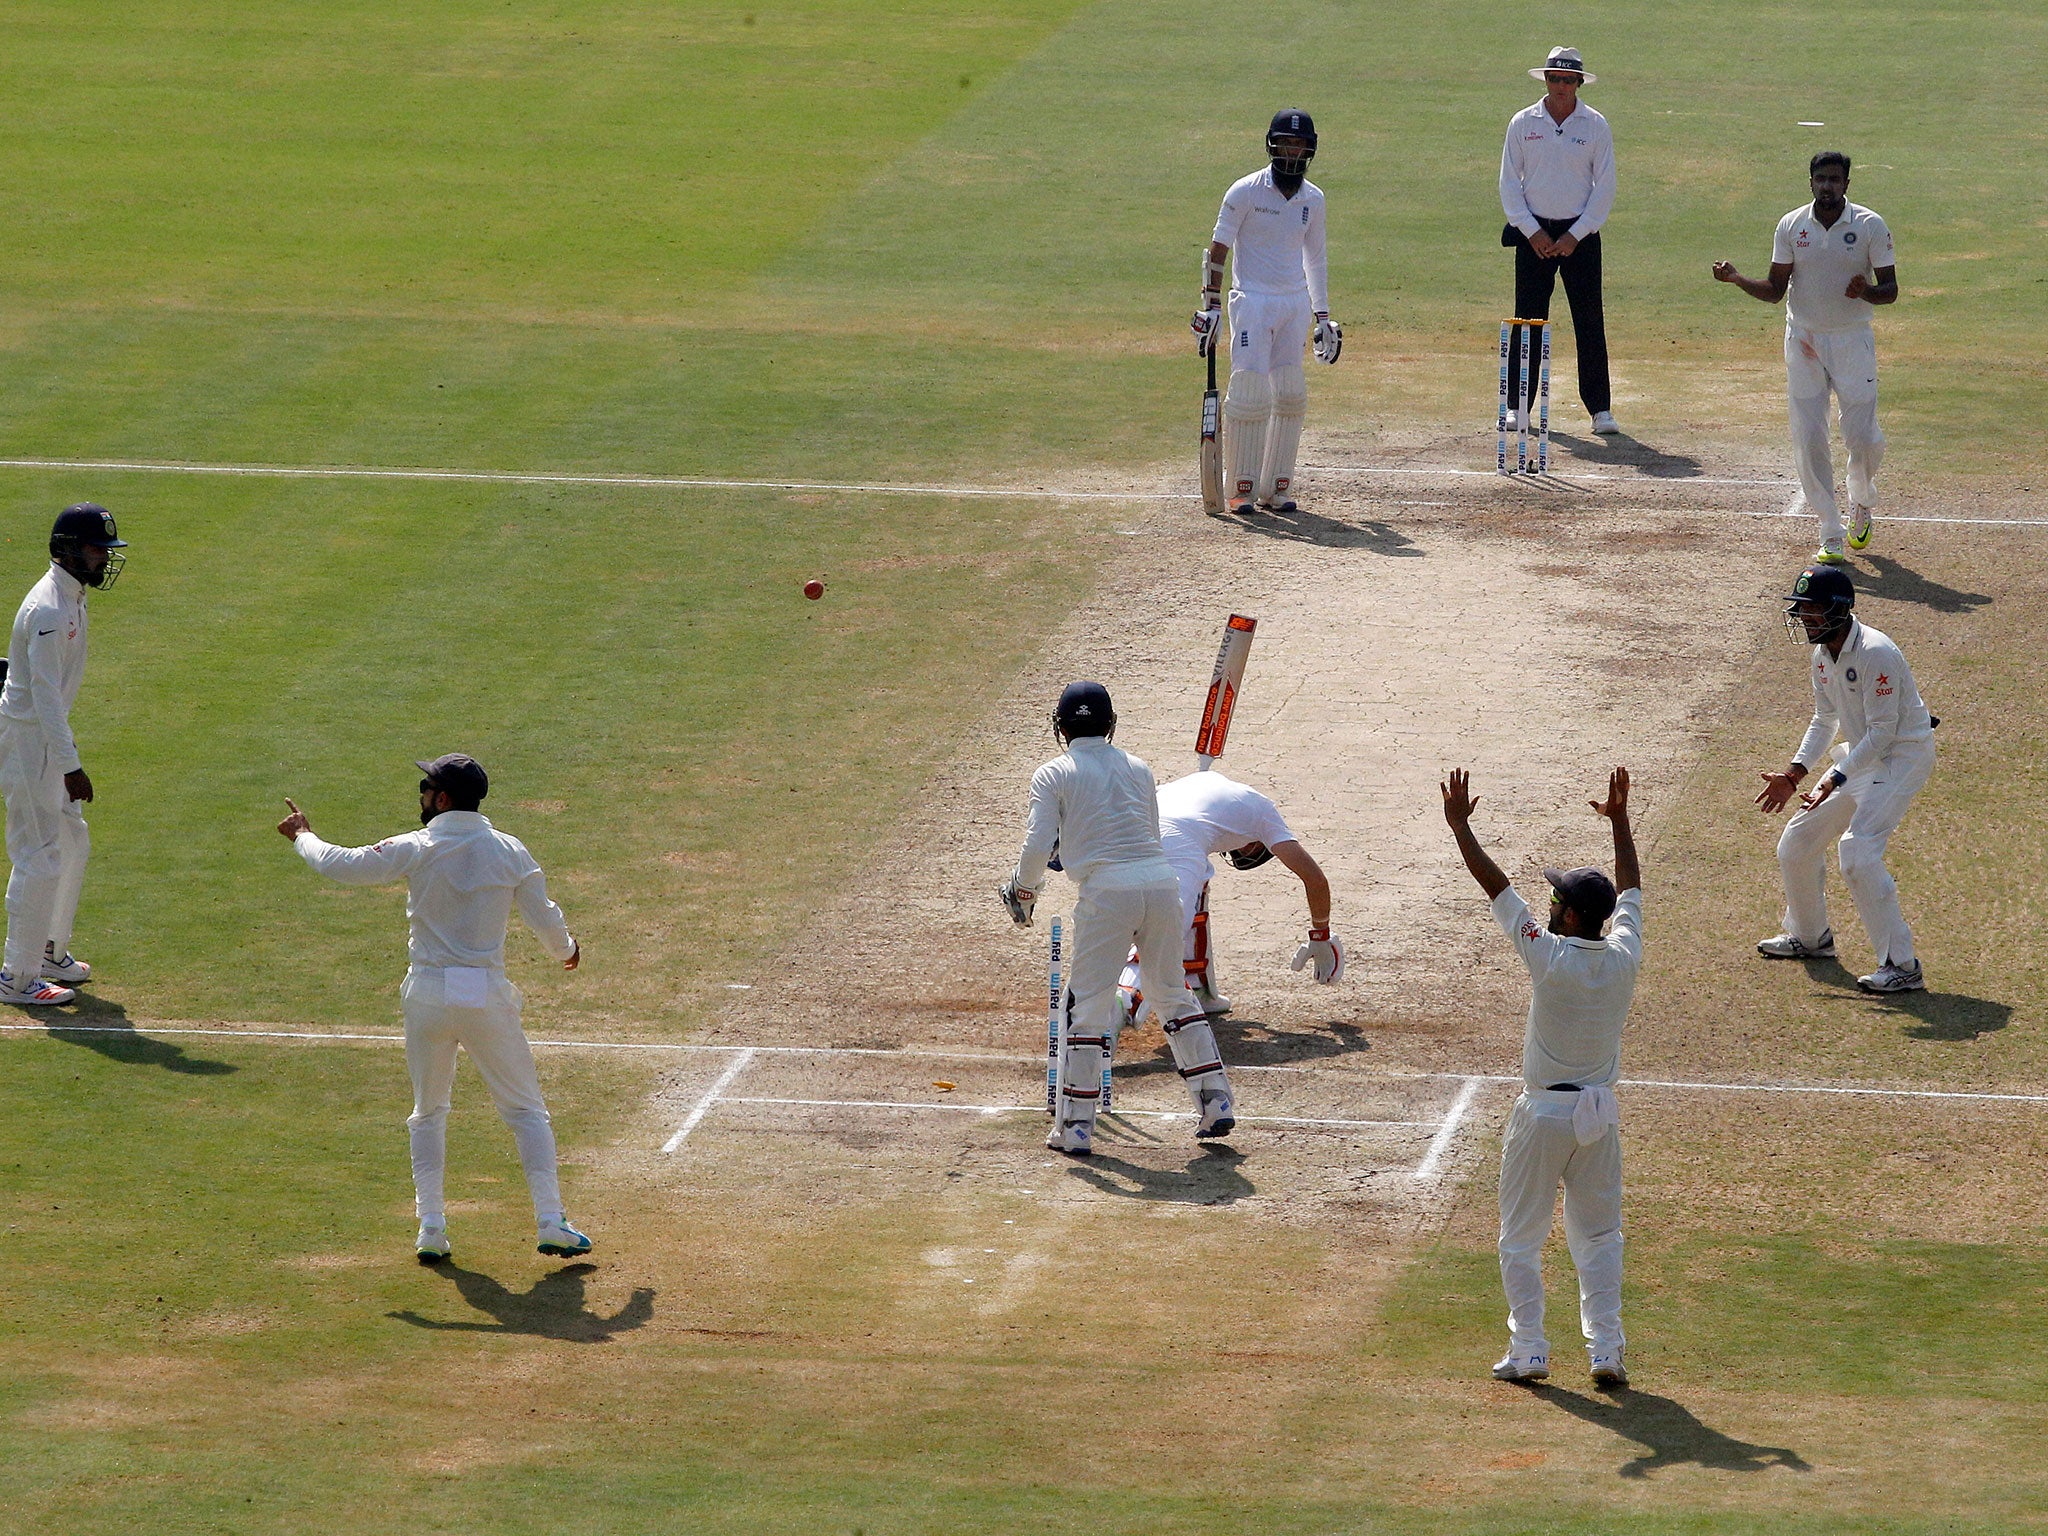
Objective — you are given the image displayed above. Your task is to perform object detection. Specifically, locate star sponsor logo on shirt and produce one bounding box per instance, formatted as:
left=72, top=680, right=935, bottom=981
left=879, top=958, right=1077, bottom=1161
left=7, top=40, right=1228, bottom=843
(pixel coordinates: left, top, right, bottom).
left=1875, top=672, right=1892, bottom=697
left=1794, top=229, right=1813, bottom=248
left=1520, top=916, right=1542, bottom=942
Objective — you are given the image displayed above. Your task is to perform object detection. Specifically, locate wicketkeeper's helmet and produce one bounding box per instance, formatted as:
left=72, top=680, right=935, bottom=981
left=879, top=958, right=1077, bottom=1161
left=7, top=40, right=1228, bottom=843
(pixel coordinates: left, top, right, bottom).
left=1781, top=564, right=1855, bottom=642
left=49, top=503, right=129, bottom=589
left=1053, top=681, right=1116, bottom=740
left=1266, top=108, right=1317, bottom=176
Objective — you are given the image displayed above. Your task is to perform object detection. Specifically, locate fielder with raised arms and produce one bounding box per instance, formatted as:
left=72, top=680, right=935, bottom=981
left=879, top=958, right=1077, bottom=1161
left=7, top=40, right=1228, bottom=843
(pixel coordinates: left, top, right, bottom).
left=1001, top=683, right=1235, bottom=1157
left=1713, top=152, right=1898, bottom=564
left=1192, top=109, right=1341, bottom=516
left=1754, top=565, right=1934, bottom=993
left=1118, top=768, right=1341, bottom=1029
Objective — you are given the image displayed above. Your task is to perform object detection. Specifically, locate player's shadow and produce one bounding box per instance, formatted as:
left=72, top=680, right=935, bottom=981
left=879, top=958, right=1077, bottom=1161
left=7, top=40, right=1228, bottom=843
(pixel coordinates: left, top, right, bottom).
left=389, top=1262, right=654, bottom=1342
left=1217, top=1016, right=1373, bottom=1068
left=1529, top=1385, right=1811, bottom=1479
left=1546, top=430, right=1704, bottom=479
left=42, top=1000, right=237, bottom=1076
left=1064, top=1145, right=1255, bottom=1206
left=1855, top=554, right=1993, bottom=614
left=1221, top=505, right=1423, bottom=556
left=1863, top=989, right=2011, bottom=1042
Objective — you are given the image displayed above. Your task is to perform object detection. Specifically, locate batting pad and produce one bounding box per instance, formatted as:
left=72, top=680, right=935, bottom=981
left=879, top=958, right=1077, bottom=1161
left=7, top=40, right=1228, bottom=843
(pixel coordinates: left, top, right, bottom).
left=1224, top=369, right=1274, bottom=501
left=1261, top=364, right=1307, bottom=500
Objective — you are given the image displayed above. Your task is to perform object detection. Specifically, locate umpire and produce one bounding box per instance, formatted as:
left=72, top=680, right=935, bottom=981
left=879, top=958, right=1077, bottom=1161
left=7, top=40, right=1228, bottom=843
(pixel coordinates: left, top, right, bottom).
left=1500, top=45, right=1619, bottom=436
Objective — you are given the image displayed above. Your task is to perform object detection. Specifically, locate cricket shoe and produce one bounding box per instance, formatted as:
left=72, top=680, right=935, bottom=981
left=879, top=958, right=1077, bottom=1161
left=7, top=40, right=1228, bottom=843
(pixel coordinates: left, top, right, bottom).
left=1591, top=411, right=1620, bottom=435
left=1756, top=928, right=1834, bottom=960
left=1814, top=539, right=1849, bottom=565
left=1257, top=497, right=1299, bottom=514
left=1192, top=986, right=1233, bottom=1019
left=1847, top=504, right=1875, bottom=550
left=1225, top=498, right=1259, bottom=516
left=0, top=970, right=75, bottom=1006
left=43, top=943, right=90, bottom=983
left=1590, top=1347, right=1629, bottom=1389
left=537, top=1218, right=593, bottom=1258
left=1858, top=960, right=1926, bottom=994
left=1046, top=1120, right=1093, bottom=1157
left=1492, top=1351, right=1550, bottom=1383
left=1194, top=1088, right=1236, bottom=1140
left=416, top=1222, right=451, bottom=1264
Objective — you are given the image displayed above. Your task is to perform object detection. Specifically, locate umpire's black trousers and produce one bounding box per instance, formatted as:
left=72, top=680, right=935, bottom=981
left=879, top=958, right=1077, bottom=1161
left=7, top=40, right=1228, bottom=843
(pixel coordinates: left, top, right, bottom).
left=1507, top=216, right=1611, bottom=416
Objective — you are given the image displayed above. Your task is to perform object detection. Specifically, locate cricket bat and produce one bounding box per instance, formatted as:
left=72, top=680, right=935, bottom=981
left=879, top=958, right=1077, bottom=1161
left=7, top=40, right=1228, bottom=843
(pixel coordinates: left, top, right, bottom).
left=1199, top=339, right=1225, bottom=514
left=1194, top=613, right=1256, bottom=768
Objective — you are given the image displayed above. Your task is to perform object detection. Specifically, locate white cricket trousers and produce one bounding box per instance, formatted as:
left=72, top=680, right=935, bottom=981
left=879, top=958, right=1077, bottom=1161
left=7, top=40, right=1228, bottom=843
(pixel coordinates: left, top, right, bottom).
left=1059, top=864, right=1221, bottom=1129
left=1786, top=325, right=1884, bottom=545
left=1224, top=289, right=1312, bottom=503
left=401, top=967, right=562, bottom=1224
left=0, top=719, right=90, bottom=982
left=1498, top=1089, right=1624, bottom=1358
left=1777, top=741, right=1934, bottom=967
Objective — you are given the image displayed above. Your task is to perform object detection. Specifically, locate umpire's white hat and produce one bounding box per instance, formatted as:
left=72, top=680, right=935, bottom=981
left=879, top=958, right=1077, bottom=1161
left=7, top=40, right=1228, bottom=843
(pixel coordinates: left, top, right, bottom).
left=1530, top=46, right=1596, bottom=84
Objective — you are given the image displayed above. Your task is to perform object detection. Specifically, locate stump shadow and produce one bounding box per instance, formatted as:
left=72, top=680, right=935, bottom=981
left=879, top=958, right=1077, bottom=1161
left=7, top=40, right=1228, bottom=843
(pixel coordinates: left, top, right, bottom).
left=1218, top=505, right=1423, bottom=556
left=390, top=1261, right=654, bottom=1342
left=1546, top=431, right=1705, bottom=479
left=1530, top=1384, right=1811, bottom=1479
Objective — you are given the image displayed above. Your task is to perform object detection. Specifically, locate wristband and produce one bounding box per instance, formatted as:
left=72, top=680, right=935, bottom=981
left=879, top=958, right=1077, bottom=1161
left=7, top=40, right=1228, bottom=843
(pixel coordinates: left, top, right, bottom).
left=1308, top=925, right=1330, bottom=942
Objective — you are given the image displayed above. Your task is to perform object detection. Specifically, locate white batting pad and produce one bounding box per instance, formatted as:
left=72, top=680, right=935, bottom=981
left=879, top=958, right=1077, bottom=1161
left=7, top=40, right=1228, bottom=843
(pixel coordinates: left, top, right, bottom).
left=1260, top=364, right=1307, bottom=502
left=1224, top=369, right=1274, bottom=502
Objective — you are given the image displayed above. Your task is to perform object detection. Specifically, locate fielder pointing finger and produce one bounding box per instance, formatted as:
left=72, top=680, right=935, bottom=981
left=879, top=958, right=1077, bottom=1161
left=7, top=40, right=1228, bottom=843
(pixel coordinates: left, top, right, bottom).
left=1192, top=108, right=1339, bottom=517
left=1001, top=683, right=1235, bottom=1157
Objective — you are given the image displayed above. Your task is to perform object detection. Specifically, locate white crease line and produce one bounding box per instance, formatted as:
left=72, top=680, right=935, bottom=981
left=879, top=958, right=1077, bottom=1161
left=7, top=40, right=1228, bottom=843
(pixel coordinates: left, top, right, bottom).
left=8, top=1025, right=2042, bottom=1105
left=720, top=1095, right=1434, bottom=1130
left=659, top=1047, right=756, bottom=1153
left=1412, top=1076, right=1486, bottom=1181
left=1303, top=463, right=1795, bottom=487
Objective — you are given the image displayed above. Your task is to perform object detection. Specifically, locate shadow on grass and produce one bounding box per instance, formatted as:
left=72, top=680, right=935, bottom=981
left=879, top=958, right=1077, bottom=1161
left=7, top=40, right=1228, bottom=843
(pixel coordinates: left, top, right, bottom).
left=1217, top=505, right=1423, bottom=556
left=41, top=995, right=237, bottom=1075
left=1527, top=1383, right=1812, bottom=1478
left=1866, top=989, right=2013, bottom=1042
left=1117, top=1017, right=1371, bottom=1080
left=1857, top=553, right=1993, bottom=614
left=1065, top=1144, right=1254, bottom=1206
left=1548, top=430, right=1705, bottom=479
left=390, top=1261, right=654, bottom=1342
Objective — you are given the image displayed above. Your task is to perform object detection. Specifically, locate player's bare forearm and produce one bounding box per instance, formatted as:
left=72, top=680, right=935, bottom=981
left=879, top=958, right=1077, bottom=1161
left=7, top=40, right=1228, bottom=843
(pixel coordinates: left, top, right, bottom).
left=1273, top=842, right=1332, bottom=928
left=1441, top=770, right=1509, bottom=900
left=1712, top=261, right=1786, bottom=303
left=1854, top=267, right=1899, bottom=305
left=1590, top=767, right=1638, bottom=891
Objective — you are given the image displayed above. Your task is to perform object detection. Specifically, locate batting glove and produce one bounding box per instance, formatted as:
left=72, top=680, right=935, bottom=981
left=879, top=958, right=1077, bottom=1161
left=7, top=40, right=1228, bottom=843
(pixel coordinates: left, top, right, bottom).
left=1191, top=305, right=1222, bottom=356
left=999, top=880, right=1037, bottom=927
left=1312, top=315, right=1343, bottom=365
left=1290, top=927, right=1344, bottom=984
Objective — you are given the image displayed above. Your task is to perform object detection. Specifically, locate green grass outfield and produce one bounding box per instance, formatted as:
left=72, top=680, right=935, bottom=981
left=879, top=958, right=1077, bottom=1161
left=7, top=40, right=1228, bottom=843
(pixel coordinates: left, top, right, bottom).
left=0, top=2, right=2044, bottom=1531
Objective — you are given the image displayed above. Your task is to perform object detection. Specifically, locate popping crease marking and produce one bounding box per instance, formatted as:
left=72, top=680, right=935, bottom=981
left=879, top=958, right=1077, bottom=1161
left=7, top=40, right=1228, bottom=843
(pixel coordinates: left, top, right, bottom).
left=8, top=1026, right=2047, bottom=1104
left=718, top=1095, right=1436, bottom=1130
left=1412, top=1075, right=1485, bottom=1181
left=660, top=1046, right=757, bottom=1152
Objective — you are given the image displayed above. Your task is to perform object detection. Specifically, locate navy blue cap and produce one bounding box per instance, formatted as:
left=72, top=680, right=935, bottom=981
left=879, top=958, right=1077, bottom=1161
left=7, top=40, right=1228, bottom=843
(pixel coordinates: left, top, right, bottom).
left=416, top=753, right=488, bottom=803
left=1544, top=865, right=1618, bottom=929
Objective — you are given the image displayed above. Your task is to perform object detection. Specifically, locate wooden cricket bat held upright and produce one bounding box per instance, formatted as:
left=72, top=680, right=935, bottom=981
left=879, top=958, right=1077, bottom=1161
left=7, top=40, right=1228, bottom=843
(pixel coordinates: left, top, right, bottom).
left=1194, top=613, right=1256, bottom=767
left=1199, top=337, right=1225, bottom=514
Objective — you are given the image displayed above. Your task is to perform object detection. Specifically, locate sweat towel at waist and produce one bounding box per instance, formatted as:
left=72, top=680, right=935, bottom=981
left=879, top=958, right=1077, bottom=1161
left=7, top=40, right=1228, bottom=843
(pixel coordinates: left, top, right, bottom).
left=1524, top=1083, right=1620, bottom=1145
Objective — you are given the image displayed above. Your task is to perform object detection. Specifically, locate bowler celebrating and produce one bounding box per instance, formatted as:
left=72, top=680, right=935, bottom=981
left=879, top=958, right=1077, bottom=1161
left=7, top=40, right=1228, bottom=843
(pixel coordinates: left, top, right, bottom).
left=278, top=754, right=591, bottom=1263
left=1192, top=109, right=1340, bottom=516
left=1713, top=152, right=1898, bottom=564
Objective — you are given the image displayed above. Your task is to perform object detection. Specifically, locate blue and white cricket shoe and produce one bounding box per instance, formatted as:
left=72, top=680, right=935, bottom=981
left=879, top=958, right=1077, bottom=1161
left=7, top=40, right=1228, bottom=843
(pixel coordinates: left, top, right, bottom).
left=416, top=1222, right=451, bottom=1264
left=537, top=1218, right=593, bottom=1258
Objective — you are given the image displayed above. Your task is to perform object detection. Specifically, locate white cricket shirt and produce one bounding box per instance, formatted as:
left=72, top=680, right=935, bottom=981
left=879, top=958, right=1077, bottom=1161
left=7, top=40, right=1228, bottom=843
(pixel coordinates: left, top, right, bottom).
left=1499, top=100, right=1615, bottom=239
left=1211, top=168, right=1329, bottom=312
left=1794, top=618, right=1933, bottom=779
left=1773, top=202, right=1893, bottom=334
left=1013, top=736, right=1172, bottom=892
left=1156, top=770, right=1296, bottom=913
left=295, top=810, right=576, bottom=972
left=1493, top=886, right=1642, bottom=1090
left=0, top=564, right=90, bottom=772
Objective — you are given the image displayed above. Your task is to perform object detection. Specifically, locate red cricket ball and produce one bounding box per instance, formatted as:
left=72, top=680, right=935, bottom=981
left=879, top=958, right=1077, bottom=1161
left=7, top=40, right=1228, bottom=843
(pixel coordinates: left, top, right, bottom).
left=803, top=579, right=825, bottom=600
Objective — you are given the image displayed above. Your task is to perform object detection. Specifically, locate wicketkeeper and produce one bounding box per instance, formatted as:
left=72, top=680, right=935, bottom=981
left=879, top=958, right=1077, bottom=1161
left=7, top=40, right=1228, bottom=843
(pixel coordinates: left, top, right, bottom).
left=1192, top=108, right=1340, bottom=516
left=1001, top=683, right=1235, bottom=1156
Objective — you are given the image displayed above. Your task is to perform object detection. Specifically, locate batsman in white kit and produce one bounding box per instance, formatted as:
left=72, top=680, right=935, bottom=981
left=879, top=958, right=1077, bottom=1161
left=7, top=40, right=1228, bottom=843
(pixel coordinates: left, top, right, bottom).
left=1444, top=765, right=1640, bottom=1389
left=1118, top=769, right=1342, bottom=1027
left=0, top=504, right=130, bottom=1007
left=1191, top=108, right=1342, bottom=516
left=1713, top=151, right=1898, bottom=564
left=277, top=754, right=591, bottom=1263
left=1000, top=683, right=1235, bottom=1157
left=1754, top=564, right=1935, bottom=994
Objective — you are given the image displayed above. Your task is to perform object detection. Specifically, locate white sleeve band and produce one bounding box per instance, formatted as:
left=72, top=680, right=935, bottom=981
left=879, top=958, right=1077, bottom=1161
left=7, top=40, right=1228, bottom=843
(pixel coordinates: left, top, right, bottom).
left=1202, top=250, right=1225, bottom=299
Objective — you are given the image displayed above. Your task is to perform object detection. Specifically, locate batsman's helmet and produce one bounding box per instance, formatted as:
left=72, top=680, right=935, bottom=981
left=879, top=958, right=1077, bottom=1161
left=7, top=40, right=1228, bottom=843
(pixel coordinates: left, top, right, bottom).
left=50, top=503, right=129, bottom=589
left=1053, top=681, right=1116, bottom=740
left=1266, top=108, right=1317, bottom=176
left=1225, top=842, right=1276, bottom=872
left=1782, top=564, right=1854, bottom=642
